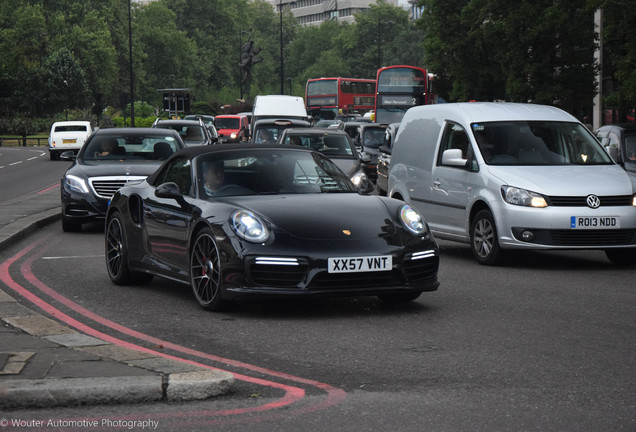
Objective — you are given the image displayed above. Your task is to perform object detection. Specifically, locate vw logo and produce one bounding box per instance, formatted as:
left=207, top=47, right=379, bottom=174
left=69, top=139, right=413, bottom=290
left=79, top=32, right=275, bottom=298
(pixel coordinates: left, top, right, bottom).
left=586, top=194, right=601, bottom=209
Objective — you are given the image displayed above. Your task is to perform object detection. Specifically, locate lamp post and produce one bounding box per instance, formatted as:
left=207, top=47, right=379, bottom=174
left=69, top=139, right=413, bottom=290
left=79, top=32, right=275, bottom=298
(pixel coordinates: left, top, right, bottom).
left=279, top=0, right=284, bottom=94
left=63, top=80, right=69, bottom=121
left=128, top=0, right=135, bottom=126
left=279, top=1, right=296, bottom=95
left=239, top=29, right=250, bottom=101
left=377, top=20, right=394, bottom=69
left=286, top=77, right=293, bottom=95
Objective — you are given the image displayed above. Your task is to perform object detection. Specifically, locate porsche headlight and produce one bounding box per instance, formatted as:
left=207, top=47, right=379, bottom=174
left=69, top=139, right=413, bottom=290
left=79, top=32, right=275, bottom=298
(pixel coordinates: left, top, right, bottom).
left=501, top=185, right=548, bottom=208
left=232, top=210, right=270, bottom=243
left=64, top=174, right=90, bottom=194
left=400, top=204, right=428, bottom=236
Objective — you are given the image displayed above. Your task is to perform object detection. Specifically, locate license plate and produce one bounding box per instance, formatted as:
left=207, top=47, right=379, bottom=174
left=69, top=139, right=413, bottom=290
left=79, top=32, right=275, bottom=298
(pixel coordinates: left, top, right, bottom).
left=62, top=139, right=76, bottom=144
left=328, top=255, right=392, bottom=273
left=570, top=216, right=620, bottom=229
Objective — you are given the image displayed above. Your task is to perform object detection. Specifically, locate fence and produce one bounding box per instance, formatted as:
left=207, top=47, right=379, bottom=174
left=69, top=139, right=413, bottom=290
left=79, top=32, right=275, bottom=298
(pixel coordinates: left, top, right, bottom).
left=0, top=137, right=49, bottom=147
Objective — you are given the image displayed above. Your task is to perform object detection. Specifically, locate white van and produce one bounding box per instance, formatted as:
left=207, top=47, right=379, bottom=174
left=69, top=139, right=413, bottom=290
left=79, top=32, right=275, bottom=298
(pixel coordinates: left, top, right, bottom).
left=48, top=121, right=93, bottom=160
left=251, top=95, right=308, bottom=124
left=389, top=102, right=636, bottom=265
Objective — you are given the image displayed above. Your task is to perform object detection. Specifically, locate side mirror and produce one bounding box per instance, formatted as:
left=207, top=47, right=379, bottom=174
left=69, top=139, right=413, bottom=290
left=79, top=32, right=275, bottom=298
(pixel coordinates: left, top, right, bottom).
left=155, top=182, right=191, bottom=209
left=441, top=148, right=468, bottom=168
left=156, top=182, right=182, bottom=199
left=356, top=177, right=376, bottom=195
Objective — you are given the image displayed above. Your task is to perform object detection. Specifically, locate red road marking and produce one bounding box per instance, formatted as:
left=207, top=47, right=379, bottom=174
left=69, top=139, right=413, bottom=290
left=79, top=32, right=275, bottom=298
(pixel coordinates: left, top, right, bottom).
left=0, top=234, right=346, bottom=425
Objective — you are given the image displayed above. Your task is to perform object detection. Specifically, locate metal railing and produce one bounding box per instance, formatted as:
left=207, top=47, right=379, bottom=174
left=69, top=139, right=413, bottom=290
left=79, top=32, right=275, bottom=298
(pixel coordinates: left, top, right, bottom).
left=0, top=137, right=49, bottom=147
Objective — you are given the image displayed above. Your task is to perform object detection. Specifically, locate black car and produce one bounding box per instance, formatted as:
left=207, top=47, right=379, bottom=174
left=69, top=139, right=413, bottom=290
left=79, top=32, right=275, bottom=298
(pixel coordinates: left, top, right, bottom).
left=61, top=128, right=186, bottom=232
left=249, top=118, right=311, bottom=144
left=105, top=144, right=440, bottom=311
left=276, top=127, right=369, bottom=188
left=352, top=123, right=389, bottom=183
left=376, top=122, right=400, bottom=196
left=152, top=119, right=217, bottom=146
left=595, top=123, right=636, bottom=174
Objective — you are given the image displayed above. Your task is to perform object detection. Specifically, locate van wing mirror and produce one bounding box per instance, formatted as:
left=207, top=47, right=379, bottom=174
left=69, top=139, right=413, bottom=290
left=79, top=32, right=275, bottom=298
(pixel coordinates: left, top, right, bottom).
left=441, top=148, right=469, bottom=168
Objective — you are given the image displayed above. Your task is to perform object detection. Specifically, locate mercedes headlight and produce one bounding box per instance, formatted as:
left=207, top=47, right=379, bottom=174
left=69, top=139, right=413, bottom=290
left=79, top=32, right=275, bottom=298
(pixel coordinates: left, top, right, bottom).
left=231, top=210, right=270, bottom=243
left=399, top=204, right=429, bottom=236
left=501, top=186, right=548, bottom=208
left=64, top=174, right=90, bottom=194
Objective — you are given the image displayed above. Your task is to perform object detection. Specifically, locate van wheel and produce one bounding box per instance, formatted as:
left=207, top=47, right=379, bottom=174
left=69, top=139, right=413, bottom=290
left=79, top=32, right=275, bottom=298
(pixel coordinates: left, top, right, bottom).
left=604, top=248, right=636, bottom=266
left=470, top=209, right=503, bottom=265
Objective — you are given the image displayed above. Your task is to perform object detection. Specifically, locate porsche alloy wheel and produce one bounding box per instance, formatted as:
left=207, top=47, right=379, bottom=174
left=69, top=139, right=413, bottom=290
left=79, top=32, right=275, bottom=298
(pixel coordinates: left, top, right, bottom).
left=470, top=209, right=503, bottom=266
left=190, top=229, right=228, bottom=311
left=105, top=212, right=152, bottom=285
left=105, top=212, right=133, bottom=284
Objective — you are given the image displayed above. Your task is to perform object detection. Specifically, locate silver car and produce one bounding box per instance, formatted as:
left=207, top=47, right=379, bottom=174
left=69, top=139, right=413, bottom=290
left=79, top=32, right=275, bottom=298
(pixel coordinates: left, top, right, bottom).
left=389, top=103, right=636, bottom=265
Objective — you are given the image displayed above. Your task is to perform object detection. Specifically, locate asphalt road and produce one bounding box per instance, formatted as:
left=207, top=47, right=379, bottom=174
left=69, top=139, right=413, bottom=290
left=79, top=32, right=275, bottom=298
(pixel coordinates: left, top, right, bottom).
left=0, top=146, right=70, bottom=201
left=1, top=147, right=634, bottom=431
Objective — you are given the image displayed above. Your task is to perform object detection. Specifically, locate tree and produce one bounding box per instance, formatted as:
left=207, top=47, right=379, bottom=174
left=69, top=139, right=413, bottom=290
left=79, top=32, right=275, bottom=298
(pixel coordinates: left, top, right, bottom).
left=136, top=1, right=198, bottom=106
left=420, top=0, right=597, bottom=117
left=600, top=0, right=636, bottom=121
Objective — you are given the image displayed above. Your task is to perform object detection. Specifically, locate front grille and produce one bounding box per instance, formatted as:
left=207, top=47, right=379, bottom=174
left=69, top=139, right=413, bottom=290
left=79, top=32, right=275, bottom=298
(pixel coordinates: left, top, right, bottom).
left=403, top=255, right=439, bottom=281
left=89, top=176, right=146, bottom=199
left=546, top=195, right=633, bottom=207
left=515, top=228, right=636, bottom=246
left=308, top=269, right=405, bottom=290
left=548, top=229, right=636, bottom=246
left=249, top=257, right=308, bottom=287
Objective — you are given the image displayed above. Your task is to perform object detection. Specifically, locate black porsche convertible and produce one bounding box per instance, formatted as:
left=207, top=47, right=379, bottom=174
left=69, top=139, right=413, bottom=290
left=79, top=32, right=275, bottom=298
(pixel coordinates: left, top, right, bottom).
left=105, top=144, right=440, bottom=311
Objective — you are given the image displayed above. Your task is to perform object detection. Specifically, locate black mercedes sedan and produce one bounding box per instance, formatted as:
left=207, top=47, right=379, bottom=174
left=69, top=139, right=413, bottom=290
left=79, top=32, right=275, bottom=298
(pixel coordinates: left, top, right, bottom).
left=105, top=144, right=440, bottom=311
left=61, top=127, right=186, bottom=232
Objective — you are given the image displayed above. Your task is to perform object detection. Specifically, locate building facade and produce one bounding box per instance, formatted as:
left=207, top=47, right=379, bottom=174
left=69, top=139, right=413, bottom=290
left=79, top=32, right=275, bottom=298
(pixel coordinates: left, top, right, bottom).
left=268, top=0, right=398, bottom=26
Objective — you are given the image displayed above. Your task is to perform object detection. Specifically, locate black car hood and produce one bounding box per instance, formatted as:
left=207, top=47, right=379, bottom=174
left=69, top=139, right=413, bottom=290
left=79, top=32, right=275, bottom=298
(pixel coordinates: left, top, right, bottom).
left=219, top=193, right=394, bottom=240
left=70, top=160, right=163, bottom=178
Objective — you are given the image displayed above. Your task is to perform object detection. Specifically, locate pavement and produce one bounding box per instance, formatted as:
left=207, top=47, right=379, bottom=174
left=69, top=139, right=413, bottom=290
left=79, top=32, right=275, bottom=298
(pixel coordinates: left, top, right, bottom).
left=0, top=186, right=234, bottom=409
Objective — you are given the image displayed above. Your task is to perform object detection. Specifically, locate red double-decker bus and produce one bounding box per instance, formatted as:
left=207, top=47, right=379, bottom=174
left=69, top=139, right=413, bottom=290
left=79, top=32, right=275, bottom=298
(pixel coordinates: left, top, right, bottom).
left=305, top=77, right=376, bottom=121
left=374, top=65, right=430, bottom=124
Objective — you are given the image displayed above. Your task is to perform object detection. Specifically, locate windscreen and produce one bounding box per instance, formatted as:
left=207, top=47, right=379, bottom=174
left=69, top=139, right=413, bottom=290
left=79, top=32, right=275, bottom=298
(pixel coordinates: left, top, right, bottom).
left=83, top=135, right=179, bottom=161
left=196, top=149, right=356, bottom=198
left=215, top=118, right=240, bottom=129
left=472, top=121, right=614, bottom=165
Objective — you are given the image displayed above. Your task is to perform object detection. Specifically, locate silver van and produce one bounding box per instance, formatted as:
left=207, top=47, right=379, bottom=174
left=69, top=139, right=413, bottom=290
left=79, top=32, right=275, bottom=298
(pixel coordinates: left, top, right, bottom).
left=389, top=102, right=636, bottom=265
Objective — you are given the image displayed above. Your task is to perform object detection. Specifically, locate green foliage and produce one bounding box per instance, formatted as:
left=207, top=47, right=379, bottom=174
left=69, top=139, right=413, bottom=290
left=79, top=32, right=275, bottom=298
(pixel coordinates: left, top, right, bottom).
left=420, top=0, right=600, bottom=117
left=599, top=0, right=636, bottom=119
left=0, top=0, right=632, bottom=128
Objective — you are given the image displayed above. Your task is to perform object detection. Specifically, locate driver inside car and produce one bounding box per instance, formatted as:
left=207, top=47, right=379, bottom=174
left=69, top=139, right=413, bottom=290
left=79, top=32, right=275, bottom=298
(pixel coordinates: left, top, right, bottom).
left=202, top=159, right=225, bottom=196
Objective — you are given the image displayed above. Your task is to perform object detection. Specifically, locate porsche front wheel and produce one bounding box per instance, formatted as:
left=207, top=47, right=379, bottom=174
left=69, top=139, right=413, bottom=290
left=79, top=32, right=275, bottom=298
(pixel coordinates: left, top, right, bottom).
left=105, top=212, right=152, bottom=285
left=105, top=212, right=134, bottom=284
left=190, top=228, right=229, bottom=311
